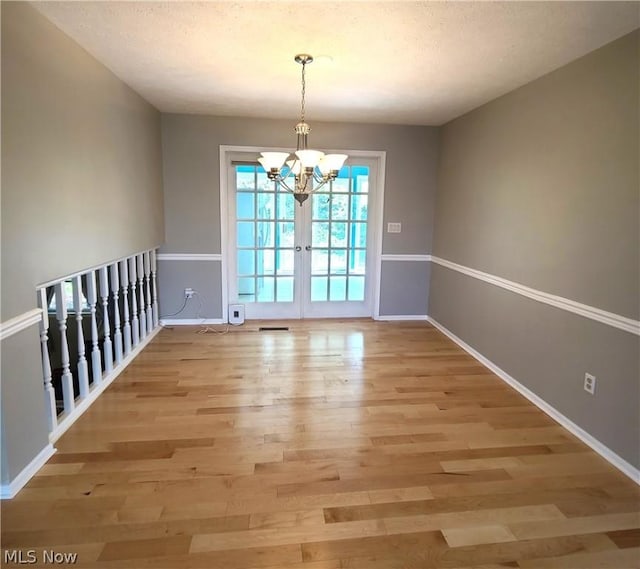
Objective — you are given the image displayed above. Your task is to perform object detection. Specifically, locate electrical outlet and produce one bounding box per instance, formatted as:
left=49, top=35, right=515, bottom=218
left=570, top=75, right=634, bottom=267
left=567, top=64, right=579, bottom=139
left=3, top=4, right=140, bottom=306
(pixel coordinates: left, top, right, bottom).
left=184, top=288, right=194, bottom=299
left=584, top=373, right=596, bottom=395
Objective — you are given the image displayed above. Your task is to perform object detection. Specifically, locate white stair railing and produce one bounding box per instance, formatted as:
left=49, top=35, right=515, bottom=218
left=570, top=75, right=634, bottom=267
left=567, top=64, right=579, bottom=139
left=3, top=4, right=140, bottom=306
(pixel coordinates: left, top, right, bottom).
left=144, top=252, right=153, bottom=333
left=99, top=266, right=113, bottom=375
left=129, top=256, right=140, bottom=348
left=37, top=288, right=57, bottom=433
left=36, top=248, right=160, bottom=442
left=110, top=263, right=124, bottom=366
left=72, top=275, right=90, bottom=400
left=151, top=250, right=159, bottom=327
left=54, top=282, right=75, bottom=415
left=120, top=259, right=132, bottom=356
left=137, top=253, right=147, bottom=340
left=86, top=270, right=103, bottom=387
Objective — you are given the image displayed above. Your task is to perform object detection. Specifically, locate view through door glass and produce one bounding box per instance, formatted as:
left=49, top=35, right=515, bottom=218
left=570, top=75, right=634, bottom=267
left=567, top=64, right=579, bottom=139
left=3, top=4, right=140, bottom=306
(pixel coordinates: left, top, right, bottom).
left=236, top=165, right=296, bottom=305
left=309, top=165, right=368, bottom=303
left=232, top=161, right=372, bottom=318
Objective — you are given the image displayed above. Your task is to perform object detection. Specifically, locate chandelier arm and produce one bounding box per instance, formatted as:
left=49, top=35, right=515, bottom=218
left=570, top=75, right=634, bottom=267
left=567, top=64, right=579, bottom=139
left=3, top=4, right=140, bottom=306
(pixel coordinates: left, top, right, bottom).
left=311, top=170, right=326, bottom=185
left=311, top=178, right=329, bottom=193
left=276, top=176, right=295, bottom=193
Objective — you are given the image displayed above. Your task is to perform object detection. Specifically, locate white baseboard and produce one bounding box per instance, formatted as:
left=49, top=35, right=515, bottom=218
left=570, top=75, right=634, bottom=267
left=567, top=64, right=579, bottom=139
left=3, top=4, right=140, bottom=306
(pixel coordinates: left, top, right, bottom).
left=160, top=319, right=225, bottom=326
left=427, top=316, right=640, bottom=485
left=0, top=443, right=56, bottom=499
left=49, top=326, right=162, bottom=444
left=376, top=315, right=429, bottom=321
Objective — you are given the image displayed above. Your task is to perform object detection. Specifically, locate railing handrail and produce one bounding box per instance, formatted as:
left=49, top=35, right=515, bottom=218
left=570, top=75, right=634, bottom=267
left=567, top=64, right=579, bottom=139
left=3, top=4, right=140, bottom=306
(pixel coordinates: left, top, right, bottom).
left=36, top=249, right=158, bottom=290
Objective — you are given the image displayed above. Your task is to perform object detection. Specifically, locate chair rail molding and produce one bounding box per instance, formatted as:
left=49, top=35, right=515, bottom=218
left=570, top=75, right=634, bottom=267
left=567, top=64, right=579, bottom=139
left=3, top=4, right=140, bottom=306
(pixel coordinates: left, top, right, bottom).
left=431, top=256, right=640, bottom=336
left=0, top=308, right=43, bottom=341
left=381, top=254, right=431, bottom=262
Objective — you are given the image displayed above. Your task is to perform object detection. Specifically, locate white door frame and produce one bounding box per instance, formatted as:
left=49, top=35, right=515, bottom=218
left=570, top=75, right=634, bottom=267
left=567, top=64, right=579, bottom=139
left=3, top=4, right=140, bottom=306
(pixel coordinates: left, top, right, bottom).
left=219, top=145, right=386, bottom=321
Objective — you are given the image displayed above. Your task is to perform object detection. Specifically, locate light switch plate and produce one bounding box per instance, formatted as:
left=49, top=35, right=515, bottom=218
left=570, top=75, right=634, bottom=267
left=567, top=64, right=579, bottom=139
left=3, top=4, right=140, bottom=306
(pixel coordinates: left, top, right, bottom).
left=387, top=222, right=402, bottom=233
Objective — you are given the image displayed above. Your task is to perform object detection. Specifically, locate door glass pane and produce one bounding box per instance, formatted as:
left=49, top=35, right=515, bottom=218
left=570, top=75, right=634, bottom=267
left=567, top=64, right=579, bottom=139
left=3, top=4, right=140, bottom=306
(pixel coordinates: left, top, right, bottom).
left=351, top=195, right=368, bottom=221
left=312, top=222, right=329, bottom=247
left=312, top=195, right=330, bottom=220
left=237, top=250, right=254, bottom=275
left=331, top=195, right=349, bottom=220
left=311, top=277, right=328, bottom=301
left=348, top=276, right=365, bottom=301
left=257, top=277, right=274, bottom=302
left=331, top=249, right=347, bottom=274
left=238, top=277, right=255, bottom=302
left=257, top=222, right=274, bottom=247
left=329, top=276, right=347, bottom=301
left=276, top=277, right=294, bottom=302
left=236, top=169, right=255, bottom=189
left=257, top=171, right=271, bottom=191
left=332, top=173, right=350, bottom=193
left=311, top=249, right=329, bottom=274
left=257, top=249, right=274, bottom=275
left=237, top=222, right=255, bottom=247
left=276, top=250, right=294, bottom=275
left=237, top=193, right=254, bottom=219
left=350, top=249, right=366, bottom=274
left=351, top=222, right=367, bottom=248
left=331, top=223, right=348, bottom=247
left=277, top=222, right=295, bottom=247
left=257, top=193, right=275, bottom=219
left=277, top=194, right=294, bottom=220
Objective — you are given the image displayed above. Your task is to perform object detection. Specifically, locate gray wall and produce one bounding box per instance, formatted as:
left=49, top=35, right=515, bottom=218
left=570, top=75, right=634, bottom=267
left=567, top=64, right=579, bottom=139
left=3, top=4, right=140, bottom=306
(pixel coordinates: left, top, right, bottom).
left=430, top=31, right=639, bottom=468
left=379, top=261, right=430, bottom=317
left=159, top=114, right=438, bottom=318
left=1, top=3, right=165, bottom=483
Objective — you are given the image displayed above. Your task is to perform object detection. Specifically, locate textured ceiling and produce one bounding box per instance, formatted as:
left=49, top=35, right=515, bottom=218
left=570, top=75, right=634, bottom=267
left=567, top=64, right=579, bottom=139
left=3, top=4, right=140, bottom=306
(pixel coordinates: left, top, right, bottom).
left=33, top=1, right=639, bottom=126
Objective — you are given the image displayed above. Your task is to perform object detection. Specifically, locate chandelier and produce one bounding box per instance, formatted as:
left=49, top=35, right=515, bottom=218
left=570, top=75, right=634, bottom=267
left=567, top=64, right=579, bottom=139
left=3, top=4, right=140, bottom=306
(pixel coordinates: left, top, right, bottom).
left=258, top=54, right=348, bottom=205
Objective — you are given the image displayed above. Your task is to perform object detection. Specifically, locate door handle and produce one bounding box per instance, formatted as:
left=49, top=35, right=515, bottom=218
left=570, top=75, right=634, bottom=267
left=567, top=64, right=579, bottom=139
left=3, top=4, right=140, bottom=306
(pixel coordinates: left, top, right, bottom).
left=305, top=245, right=312, bottom=251
left=295, top=246, right=302, bottom=252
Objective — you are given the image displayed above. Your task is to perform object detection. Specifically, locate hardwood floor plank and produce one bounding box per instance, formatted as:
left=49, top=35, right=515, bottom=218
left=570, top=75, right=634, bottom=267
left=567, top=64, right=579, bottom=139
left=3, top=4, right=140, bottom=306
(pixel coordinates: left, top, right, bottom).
left=441, top=525, right=517, bottom=547
left=1, top=320, right=637, bottom=568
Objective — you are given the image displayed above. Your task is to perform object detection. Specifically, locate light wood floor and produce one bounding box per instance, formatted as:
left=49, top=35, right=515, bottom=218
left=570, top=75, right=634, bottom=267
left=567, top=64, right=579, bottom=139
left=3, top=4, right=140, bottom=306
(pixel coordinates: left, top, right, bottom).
left=2, top=320, right=639, bottom=568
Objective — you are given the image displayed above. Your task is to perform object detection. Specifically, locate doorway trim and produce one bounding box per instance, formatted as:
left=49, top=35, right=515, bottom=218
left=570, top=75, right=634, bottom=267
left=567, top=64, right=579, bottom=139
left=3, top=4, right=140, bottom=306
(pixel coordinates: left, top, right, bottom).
left=219, top=145, right=386, bottom=321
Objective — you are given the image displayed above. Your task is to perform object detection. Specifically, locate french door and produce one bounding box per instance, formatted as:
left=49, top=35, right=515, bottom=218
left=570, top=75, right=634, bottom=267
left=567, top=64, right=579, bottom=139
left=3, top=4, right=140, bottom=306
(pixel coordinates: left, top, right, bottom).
left=226, top=154, right=381, bottom=319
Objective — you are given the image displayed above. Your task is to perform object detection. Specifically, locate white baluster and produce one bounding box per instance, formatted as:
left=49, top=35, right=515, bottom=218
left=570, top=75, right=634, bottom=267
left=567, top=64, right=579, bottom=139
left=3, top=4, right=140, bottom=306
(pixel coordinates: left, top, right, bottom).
left=99, top=266, right=113, bottom=374
left=144, top=251, right=153, bottom=332
left=129, top=256, right=140, bottom=347
left=137, top=254, right=147, bottom=339
left=110, top=263, right=124, bottom=365
left=120, top=259, right=132, bottom=356
left=72, top=276, right=90, bottom=400
left=38, top=288, right=57, bottom=432
left=54, top=282, right=75, bottom=415
left=86, top=271, right=102, bottom=385
left=151, top=249, right=159, bottom=327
